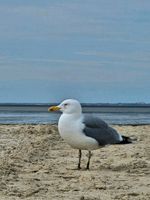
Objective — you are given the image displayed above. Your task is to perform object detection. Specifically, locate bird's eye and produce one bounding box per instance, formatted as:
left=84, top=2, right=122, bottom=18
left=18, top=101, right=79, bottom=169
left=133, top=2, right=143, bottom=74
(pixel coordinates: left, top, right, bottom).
left=64, top=103, right=68, bottom=106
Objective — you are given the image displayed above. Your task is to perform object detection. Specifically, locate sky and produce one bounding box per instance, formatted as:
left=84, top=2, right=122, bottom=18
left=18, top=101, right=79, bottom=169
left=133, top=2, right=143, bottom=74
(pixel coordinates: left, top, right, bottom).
left=0, top=0, right=150, bottom=103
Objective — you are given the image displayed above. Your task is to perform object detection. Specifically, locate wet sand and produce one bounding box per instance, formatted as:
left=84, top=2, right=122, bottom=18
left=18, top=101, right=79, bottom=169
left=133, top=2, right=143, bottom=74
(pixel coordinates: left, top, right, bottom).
left=0, top=124, right=150, bottom=200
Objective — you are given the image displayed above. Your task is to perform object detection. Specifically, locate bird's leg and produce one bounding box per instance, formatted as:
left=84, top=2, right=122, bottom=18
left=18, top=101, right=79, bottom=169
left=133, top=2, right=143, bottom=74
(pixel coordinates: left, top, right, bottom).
left=78, top=149, right=82, bottom=169
left=86, top=151, right=92, bottom=170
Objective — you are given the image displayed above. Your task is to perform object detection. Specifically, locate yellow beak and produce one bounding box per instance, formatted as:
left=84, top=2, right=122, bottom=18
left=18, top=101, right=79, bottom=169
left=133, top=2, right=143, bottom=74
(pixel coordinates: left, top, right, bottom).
left=48, top=106, right=60, bottom=112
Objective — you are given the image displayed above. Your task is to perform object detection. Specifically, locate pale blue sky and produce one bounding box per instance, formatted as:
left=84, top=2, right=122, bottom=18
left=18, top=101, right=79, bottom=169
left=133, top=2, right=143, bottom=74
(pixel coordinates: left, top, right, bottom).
left=0, top=0, right=150, bottom=103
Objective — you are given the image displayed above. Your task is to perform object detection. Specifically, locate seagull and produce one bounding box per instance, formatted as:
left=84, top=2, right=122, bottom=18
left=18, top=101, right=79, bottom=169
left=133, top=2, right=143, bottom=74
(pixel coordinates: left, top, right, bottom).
left=48, top=99, right=132, bottom=170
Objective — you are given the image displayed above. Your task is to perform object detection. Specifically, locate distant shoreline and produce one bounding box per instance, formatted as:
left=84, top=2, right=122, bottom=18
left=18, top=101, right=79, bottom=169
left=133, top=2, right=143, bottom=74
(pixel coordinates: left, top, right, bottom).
left=1, top=104, right=150, bottom=113
left=0, top=103, right=150, bottom=107
left=1, top=104, right=150, bottom=125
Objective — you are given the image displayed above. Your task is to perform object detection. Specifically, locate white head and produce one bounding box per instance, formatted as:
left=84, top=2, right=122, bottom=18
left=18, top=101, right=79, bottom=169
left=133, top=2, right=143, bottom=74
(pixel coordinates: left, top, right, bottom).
left=48, top=99, right=82, bottom=114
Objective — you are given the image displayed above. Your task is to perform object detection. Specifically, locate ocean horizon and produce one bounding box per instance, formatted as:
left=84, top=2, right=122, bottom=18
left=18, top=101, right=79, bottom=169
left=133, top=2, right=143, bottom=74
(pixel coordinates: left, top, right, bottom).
left=0, top=103, right=150, bottom=125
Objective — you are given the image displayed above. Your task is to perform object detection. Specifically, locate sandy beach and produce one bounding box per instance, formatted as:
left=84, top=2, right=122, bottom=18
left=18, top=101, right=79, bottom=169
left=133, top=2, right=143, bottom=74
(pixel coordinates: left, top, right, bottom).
left=0, top=124, right=149, bottom=200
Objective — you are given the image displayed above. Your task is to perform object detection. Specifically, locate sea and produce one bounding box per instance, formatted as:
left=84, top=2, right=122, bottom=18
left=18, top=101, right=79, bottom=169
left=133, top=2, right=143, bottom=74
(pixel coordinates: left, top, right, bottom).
left=0, top=103, right=150, bottom=125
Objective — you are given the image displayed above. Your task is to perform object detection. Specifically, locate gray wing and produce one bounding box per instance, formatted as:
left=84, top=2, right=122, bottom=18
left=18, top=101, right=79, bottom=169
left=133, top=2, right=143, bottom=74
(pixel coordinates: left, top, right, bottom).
left=82, top=115, right=121, bottom=146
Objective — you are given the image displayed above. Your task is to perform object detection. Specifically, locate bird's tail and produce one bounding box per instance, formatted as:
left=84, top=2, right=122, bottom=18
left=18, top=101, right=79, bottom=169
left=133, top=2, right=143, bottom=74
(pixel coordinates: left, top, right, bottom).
left=118, top=135, right=133, bottom=144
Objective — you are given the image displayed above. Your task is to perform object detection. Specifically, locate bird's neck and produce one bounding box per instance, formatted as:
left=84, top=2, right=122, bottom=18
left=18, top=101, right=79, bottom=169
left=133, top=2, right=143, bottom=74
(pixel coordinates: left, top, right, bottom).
left=61, top=112, right=82, bottom=120
left=58, top=112, right=83, bottom=135
left=59, top=112, right=82, bottom=127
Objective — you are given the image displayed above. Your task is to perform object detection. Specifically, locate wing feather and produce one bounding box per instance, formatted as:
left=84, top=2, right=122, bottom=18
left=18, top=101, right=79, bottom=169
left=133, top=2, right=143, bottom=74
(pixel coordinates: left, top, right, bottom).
left=82, top=115, right=121, bottom=146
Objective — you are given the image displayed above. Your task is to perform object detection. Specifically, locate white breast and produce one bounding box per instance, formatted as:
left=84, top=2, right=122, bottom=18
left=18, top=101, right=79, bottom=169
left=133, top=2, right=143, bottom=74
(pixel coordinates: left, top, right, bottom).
left=58, top=114, right=99, bottom=150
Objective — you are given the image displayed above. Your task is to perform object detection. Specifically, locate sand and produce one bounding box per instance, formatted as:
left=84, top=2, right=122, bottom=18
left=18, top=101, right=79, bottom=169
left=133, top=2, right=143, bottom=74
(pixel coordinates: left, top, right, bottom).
left=0, top=124, right=150, bottom=200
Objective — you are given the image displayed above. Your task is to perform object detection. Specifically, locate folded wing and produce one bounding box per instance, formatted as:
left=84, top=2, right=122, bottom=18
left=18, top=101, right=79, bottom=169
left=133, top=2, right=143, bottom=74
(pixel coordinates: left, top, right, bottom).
left=82, top=115, right=122, bottom=146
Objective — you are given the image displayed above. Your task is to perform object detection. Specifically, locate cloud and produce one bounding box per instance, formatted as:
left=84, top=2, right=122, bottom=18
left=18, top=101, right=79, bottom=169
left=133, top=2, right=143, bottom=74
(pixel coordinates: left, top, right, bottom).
left=0, top=56, right=149, bottom=87
left=76, top=51, right=150, bottom=63
left=0, top=1, right=150, bottom=102
left=0, top=1, right=130, bottom=40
